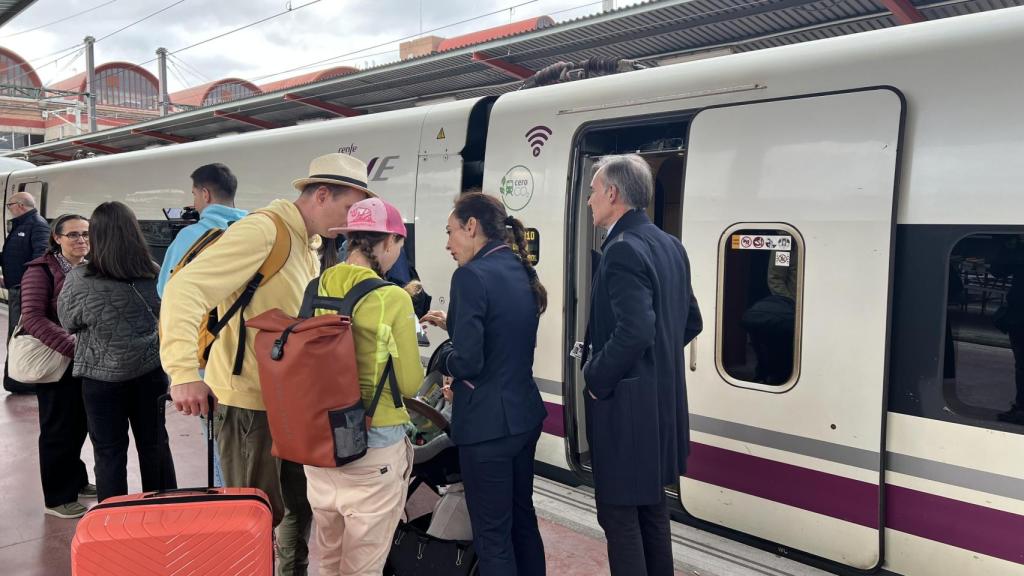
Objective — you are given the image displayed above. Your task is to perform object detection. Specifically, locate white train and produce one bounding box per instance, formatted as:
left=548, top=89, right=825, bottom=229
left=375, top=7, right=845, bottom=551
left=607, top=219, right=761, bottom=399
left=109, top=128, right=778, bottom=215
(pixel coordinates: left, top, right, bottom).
left=4, top=7, right=1023, bottom=574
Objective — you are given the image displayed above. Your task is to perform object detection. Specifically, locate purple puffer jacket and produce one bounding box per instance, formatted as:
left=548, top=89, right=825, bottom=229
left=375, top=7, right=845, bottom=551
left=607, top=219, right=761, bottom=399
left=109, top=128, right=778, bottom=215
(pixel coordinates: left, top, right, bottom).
left=20, top=252, right=74, bottom=359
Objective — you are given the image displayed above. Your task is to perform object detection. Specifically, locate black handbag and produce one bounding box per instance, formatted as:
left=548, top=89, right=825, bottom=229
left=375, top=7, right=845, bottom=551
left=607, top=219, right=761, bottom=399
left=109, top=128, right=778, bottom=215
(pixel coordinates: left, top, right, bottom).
left=385, top=517, right=477, bottom=576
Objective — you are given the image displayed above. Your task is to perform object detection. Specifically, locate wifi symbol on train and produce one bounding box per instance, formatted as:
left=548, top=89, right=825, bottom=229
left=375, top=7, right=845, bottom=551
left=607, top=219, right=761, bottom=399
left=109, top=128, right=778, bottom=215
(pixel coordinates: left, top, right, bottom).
left=526, top=125, right=552, bottom=157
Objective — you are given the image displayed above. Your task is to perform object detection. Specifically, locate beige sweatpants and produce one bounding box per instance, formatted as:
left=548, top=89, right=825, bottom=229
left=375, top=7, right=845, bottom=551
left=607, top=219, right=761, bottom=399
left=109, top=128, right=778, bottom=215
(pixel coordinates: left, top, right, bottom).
left=304, top=438, right=413, bottom=576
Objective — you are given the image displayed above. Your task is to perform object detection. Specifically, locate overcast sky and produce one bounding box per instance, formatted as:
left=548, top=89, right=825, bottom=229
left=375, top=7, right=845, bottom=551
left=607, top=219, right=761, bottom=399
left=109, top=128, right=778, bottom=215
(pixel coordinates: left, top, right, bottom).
left=1, top=0, right=611, bottom=92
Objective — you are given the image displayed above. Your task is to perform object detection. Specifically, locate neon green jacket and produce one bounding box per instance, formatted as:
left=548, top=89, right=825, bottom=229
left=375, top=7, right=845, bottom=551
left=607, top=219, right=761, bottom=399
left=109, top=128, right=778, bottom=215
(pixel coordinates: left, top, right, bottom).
left=318, top=263, right=423, bottom=427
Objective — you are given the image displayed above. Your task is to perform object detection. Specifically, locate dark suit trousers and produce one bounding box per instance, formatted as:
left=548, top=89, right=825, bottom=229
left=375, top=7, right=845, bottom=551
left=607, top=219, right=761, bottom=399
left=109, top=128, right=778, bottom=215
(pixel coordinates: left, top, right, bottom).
left=459, top=425, right=546, bottom=576
left=596, top=492, right=674, bottom=576
left=82, top=369, right=176, bottom=502
left=37, top=367, right=89, bottom=507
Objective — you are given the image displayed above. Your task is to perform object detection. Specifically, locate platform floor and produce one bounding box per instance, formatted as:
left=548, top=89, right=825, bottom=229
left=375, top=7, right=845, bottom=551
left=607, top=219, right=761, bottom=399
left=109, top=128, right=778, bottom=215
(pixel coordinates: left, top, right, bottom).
left=0, top=306, right=830, bottom=575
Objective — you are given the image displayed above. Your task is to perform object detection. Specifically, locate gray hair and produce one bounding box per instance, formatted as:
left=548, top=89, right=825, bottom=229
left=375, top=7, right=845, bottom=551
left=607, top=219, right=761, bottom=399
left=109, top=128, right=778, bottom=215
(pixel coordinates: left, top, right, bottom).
left=593, top=154, right=653, bottom=210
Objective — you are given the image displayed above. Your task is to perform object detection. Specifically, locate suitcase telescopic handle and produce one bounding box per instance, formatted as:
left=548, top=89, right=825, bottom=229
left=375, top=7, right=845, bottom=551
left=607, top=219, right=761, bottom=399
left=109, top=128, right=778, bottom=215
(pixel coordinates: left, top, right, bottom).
left=157, top=393, right=218, bottom=490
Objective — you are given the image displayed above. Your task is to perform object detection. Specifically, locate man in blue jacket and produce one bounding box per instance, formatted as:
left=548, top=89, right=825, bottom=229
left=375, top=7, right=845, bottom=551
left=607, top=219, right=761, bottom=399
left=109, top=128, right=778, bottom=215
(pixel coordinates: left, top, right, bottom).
left=3, top=192, right=51, bottom=394
left=157, top=163, right=246, bottom=489
left=158, top=163, right=247, bottom=297
left=583, top=154, right=702, bottom=576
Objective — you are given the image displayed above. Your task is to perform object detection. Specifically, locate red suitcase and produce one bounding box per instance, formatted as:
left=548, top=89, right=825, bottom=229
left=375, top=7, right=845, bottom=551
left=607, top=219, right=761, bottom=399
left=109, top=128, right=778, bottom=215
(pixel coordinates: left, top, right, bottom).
left=71, top=399, right=274, bottom=576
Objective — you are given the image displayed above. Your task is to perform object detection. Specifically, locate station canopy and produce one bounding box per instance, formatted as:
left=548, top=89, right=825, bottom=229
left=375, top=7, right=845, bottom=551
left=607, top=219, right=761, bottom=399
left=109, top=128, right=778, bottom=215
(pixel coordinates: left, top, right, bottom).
left=10, top=0, right=1020, bottom=164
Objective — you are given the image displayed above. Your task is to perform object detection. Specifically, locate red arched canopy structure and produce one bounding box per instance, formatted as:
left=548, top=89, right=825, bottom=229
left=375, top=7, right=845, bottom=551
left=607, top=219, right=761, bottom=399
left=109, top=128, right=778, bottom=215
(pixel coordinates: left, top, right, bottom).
left=437, top=16, right=554, bottom=52
left=52, top=62, right=160, bottom=109
left=0, top=47, right=42, bottom=98
left=259, top=66, right=358, bottom=93
left=171, top=78, right=262, bottom=108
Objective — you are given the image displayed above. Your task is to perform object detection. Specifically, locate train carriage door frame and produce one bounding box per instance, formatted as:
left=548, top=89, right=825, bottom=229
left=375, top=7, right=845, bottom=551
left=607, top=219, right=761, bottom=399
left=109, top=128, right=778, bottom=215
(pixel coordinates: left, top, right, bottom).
left=563, top=113, right=693, bottom=481
left=680, top=87, right=904, bottom=571
left=4, top=180, right=47, bottom=236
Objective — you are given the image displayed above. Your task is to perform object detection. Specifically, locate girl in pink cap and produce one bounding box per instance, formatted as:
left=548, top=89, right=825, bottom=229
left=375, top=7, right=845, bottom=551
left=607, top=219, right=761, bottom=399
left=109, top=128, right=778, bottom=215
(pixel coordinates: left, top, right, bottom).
left=306, top=197, right=424, bottom=575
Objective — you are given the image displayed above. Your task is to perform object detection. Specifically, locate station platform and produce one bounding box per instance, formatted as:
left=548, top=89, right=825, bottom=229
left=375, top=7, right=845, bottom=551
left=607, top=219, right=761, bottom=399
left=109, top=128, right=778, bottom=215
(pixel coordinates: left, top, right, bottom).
left=0, top=307, right=829, bottom=575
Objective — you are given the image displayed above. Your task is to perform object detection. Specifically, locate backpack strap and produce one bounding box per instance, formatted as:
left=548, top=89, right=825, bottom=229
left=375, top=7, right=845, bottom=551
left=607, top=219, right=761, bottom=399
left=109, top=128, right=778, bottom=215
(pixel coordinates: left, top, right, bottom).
left=172, top=228, right=224, bottom=276
left=366, top=356, right=403, bottom=424
left=207, top=211, right=293, bottom=375
left=298, top=277, right=392, bottom=319
left=338, top=278, right=392, bottom=317
left=252, top=211, right=291, bottom=286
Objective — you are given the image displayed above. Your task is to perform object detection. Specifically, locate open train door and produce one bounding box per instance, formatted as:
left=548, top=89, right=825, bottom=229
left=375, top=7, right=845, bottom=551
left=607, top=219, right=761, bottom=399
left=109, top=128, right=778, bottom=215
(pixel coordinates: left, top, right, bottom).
left=680, top=88, right=904, bottom=570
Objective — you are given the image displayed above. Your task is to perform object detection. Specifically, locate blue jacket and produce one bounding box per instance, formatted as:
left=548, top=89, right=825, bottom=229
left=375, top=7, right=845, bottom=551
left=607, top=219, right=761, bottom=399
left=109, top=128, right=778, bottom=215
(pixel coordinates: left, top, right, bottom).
left=438, top=240, right=547, bottom=446
left=157, top=204, right=248, bottom=297
left=2, top=209, right=50, bottom=289
left=583, top=209, right=702, bottom=506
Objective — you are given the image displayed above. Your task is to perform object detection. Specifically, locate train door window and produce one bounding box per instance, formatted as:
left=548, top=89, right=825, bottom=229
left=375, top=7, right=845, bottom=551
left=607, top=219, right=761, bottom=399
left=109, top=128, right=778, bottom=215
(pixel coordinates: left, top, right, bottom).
left=15, top=181, right=47, bottom=217
left=718, top=224, right=802, bottom=388
left=945, top=233, right=1023, bottom=425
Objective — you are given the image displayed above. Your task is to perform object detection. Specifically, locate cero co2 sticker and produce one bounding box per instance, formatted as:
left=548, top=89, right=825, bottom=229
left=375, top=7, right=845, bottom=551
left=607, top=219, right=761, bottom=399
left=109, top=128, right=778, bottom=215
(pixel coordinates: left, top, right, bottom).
left=500, top=165, right=533, bottom=211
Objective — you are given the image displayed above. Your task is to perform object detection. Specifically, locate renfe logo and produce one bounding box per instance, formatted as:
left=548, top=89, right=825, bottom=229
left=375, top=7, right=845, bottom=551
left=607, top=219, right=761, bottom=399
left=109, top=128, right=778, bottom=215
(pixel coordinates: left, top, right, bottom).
left=525, top=126, right=552, bottom=157
left=337, top=144, right=358, bottom=155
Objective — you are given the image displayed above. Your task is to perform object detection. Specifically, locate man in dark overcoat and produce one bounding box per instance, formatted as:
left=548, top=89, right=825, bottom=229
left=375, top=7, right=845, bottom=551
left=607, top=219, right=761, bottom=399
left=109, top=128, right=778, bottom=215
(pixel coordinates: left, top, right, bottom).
left=583, top=154, right=702, bottom=576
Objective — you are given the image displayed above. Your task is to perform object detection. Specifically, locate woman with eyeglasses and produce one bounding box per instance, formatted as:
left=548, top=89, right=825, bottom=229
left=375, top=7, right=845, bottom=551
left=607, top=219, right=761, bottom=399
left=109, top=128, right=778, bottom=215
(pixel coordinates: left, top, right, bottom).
left=19, top=214, right=95, bottom=518
left=59, top=202, right=176, bottom=502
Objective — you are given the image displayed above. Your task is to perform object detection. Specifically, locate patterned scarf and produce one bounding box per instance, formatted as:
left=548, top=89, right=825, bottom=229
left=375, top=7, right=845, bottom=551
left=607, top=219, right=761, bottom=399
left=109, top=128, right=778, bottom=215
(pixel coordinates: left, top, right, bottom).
left=54, top=252, right=84, bottom=274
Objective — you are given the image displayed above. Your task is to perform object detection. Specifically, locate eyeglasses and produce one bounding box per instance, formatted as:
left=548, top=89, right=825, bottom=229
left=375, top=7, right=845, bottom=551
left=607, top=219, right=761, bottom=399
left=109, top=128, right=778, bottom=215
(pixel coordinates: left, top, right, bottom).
left=60, top=232, right=89, bottom=241
left=5, top=202, right=21, bottom=208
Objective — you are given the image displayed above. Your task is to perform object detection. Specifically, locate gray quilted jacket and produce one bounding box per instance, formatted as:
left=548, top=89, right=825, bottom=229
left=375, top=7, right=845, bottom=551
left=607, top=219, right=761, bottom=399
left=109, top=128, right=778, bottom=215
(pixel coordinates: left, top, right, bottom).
left=58, top=268, right=162, bottom=382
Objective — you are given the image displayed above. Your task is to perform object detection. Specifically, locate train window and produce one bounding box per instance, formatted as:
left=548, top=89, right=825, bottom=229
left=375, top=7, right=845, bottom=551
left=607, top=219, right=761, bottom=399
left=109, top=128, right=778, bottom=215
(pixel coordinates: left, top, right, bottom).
left=718, top=224, right=802, bottom=388
left=944, top=234, right=1024, bottom=425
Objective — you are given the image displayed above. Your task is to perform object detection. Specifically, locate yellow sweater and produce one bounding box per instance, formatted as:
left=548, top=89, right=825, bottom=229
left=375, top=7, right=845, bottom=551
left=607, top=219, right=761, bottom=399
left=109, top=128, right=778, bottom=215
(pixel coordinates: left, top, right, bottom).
left=160, top=199, right=321, bottom=410
left=318, top=264, right=424, bottom=427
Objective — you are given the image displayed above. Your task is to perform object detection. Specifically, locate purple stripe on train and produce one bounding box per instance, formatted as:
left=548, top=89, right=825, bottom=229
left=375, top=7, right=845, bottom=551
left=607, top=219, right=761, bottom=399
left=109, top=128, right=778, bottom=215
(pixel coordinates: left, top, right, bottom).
left=686, top=442, right=1024, bottom=566
left=686, top=442, right=880, bottom=528
left=540, top=402, right=1024, bottom=564
left=542, top=401, right=565, bottom=438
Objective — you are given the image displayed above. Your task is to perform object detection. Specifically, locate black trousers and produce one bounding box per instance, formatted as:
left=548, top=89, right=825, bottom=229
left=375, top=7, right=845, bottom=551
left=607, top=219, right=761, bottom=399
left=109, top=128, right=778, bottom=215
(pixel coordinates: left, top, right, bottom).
left=37, top=367, right=90, bottom=507
left=596, top=492, right=674, bottom=576
left=459, top=425, right=546, bottom=576
left=82, top=369, right=177, bottom=502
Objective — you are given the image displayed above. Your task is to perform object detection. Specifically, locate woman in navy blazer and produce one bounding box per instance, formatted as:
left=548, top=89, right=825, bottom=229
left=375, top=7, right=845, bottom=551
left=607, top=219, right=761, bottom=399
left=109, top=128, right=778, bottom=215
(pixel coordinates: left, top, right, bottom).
left=422, top=192, right=548, bottom=576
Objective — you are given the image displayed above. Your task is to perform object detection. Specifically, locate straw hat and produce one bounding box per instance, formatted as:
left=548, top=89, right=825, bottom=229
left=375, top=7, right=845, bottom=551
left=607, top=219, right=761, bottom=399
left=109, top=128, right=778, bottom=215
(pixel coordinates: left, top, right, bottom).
left=291, top=153, right=376, bottom=197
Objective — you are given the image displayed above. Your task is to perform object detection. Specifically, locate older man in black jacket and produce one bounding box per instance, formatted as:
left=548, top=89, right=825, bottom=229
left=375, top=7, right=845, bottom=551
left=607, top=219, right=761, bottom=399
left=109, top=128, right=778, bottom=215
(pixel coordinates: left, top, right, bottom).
left=3, top=192, right=50, bottom=393
left=582, top=154, right=702, bottom=576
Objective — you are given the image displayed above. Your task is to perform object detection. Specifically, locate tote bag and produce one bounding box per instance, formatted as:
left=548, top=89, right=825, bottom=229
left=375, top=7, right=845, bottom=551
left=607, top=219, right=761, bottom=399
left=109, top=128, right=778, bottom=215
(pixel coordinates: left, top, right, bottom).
left=8, top=322, right=70, bottom=384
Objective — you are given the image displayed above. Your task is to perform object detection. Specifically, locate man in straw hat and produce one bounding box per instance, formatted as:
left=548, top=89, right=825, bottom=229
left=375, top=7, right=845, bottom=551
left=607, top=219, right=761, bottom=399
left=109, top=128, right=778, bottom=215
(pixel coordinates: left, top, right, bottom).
left=161, top=154, right=375, bottom=575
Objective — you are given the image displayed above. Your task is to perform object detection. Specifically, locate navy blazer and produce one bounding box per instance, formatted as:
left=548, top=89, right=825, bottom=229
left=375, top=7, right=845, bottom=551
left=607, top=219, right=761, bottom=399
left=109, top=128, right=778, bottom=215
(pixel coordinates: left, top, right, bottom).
left=438, top=240, right=548, bottom=446
left=583, top=209, right=702, bottom=506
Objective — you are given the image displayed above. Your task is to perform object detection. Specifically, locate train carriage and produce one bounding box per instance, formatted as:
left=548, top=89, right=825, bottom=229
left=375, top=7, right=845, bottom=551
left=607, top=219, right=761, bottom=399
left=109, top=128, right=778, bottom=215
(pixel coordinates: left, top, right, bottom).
left=4, top=7, right=1023, bottom=574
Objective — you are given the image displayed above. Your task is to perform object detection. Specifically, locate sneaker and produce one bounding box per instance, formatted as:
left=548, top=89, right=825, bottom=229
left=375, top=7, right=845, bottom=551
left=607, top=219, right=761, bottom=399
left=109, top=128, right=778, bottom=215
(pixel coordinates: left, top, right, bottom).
left=44, top=502, right=88, bottom=519
left=78, top=484, right=97, bottom=498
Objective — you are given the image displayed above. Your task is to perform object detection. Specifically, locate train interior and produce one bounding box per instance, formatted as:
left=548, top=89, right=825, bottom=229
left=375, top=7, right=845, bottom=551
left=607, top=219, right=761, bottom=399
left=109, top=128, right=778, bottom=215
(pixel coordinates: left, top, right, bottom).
left=944, top=233, right=1022, bottom=423
left=567, top=116, right=690, bottom=471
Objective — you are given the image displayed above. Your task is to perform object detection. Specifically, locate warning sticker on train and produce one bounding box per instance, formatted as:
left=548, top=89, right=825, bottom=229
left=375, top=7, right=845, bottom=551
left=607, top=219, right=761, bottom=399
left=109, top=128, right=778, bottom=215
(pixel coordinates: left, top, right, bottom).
left=731, top=234, right=792, bottom=251
left=775, top=251, right=791, bottom=267
left=500, top=165, right=534, bottom=211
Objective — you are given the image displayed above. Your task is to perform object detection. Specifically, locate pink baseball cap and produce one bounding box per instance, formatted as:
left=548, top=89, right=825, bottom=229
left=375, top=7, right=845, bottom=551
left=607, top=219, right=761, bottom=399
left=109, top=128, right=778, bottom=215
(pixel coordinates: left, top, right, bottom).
left=331, top=197, right=407, bottom=237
